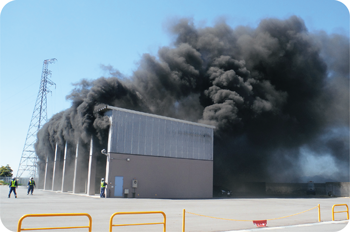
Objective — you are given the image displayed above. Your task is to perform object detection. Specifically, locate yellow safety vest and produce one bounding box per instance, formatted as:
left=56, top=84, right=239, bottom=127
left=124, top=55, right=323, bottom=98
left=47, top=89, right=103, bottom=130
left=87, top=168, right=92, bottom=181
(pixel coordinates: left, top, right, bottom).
left=101, top=181, right=105, bottom=188
left=29, top=180, right=35, bottom=186
left=11, top=180, right=16, bottom=187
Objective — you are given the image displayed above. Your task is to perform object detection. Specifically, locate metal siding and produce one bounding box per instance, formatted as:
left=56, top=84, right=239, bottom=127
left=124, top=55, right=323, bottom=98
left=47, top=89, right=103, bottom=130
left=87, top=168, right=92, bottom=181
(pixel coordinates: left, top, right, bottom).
left=163, top=119, right=167, bottom=157
left=168, top=121, right=173, bottom=158
left=116, top=111, right=124, bottom=152
left=203, top=127, right=209, bottom=160
left=206, top=128, right=213, bottom=160
left=145, top=117, right=153, bottom=156
left=138, top=115, right=146, bottom=155
left=200, top=127, right=204, bottom=159
left=175, top=121, right=178, bottom=158
left=183, top=123, right=189, bottom=159
left=130, top=113, right=135, bottom=154
left=210, top=129, right=214, bottom=160
left=193, top=125, right=199, bottom=159
left=153, top=118, right=159, bottom=157
left=120, top=111, right=127, bottom=152
left=159, top=118, right=165, bottom=157
left=189, top=124, right=194, bottom=159
left=178, top=122, right=183, bottom=158
left=110, top=109, right=213, bottom=160
left=130, top=114, right=136, bottom=154
left=166, top=121, right=171, bottom=157
left=122, top=112, right=129, bottom=154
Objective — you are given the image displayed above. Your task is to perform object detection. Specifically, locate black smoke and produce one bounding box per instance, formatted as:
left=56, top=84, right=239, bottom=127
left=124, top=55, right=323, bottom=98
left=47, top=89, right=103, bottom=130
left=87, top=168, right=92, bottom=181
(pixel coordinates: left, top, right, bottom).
left=35, top=16, right=349, bottom=186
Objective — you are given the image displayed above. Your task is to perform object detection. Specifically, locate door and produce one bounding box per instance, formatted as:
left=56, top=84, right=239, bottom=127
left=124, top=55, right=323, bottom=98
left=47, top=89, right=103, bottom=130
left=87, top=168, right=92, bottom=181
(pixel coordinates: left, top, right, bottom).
left=114, top=176, right=123, bottom=197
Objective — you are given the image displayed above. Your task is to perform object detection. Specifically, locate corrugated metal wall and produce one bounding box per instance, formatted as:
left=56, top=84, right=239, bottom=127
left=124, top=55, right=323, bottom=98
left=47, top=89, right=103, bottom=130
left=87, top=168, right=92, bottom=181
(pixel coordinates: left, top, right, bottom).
left=109, top=110, right=213, bottom=160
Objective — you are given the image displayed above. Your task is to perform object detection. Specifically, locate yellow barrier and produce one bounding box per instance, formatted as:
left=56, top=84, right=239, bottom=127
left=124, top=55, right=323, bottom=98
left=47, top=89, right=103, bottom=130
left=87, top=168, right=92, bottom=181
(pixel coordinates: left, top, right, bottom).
left=266, top=205, right=320, bottom=221
left=182, top=205, right=320, bottom=232
left=182, top=209, right=186, bottom=232
left=318, top=204, right=321, bottom=222
left=17, top=213, right=92, bottom=232
left=332, top=204, right=349, bottom=221
left=109, top=211, right=166, bottom=232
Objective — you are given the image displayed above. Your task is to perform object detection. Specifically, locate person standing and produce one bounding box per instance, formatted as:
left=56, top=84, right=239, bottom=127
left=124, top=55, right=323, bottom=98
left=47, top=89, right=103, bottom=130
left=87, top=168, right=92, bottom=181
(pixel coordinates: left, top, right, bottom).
left=8, top=177, right=18, bottom=198
left=27, top=177, right=36, bottom=195
left=100, top=178, right=107, bottom=198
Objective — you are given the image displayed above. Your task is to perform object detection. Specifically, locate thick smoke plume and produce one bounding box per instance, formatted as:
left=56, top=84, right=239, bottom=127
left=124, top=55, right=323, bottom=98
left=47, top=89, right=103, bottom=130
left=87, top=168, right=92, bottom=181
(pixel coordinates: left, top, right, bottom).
left=35, top=16, right=349, bottom=186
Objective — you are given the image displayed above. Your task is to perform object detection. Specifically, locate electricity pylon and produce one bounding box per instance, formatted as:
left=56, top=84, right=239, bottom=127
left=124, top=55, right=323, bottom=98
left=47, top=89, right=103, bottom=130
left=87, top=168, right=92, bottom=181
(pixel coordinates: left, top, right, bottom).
left=16, top=58, right=57, bottom=178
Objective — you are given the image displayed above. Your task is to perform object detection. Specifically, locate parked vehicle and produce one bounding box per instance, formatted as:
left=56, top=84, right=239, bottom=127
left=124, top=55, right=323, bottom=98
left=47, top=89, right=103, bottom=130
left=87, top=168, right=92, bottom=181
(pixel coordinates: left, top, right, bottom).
left=221, top=189, right=231, bottom=197
left=213, top=186, right=232, bottom=197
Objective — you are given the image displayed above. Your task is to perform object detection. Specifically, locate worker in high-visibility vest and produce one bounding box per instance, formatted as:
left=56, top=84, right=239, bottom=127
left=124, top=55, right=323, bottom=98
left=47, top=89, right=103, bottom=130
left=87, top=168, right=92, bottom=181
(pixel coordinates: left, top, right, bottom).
left=100, top=178, right=107, bottom=198
left=27, top=177, right=36, bottom=195
left=8, top=177, right=18, bottom=198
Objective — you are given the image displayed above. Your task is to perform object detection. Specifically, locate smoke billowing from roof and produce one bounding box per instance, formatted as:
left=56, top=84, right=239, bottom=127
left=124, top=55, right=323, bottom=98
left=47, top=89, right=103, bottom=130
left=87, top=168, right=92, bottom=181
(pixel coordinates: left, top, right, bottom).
left=35, top=16, right=349, bottom=185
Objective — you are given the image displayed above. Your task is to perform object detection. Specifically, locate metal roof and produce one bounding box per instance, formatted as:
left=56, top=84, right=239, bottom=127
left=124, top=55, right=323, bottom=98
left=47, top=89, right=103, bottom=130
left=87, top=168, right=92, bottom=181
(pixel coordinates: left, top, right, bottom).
left=97, top=105, right=215, bottom=129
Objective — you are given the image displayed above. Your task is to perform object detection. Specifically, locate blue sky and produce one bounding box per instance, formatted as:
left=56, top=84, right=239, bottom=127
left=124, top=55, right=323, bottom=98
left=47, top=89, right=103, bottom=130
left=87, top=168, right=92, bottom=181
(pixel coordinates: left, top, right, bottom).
left=0, top=0, right=349, bottom=177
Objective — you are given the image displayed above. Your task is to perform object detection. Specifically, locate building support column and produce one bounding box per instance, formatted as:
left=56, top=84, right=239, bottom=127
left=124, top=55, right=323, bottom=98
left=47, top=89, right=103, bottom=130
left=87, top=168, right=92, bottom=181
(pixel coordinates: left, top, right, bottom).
left=61, top=142, right=68, bottom=192
left=51, top=143, right=58, bottom=190
left=87, top=137, right=96, bottom=195
left=105, top=155, right=110, bottom=198
left=105, top=116, right=113, bottom=198
left=73, top=142, right=79, bottom=194
left=43, top=156, right=49, bottom=190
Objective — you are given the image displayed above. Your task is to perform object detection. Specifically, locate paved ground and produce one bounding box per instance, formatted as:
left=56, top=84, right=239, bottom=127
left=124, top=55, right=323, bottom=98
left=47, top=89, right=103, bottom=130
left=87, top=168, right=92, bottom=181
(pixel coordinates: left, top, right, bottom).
left=1, top=186, right=349, bottom=232
left=231, top=221, right=349, bottom=232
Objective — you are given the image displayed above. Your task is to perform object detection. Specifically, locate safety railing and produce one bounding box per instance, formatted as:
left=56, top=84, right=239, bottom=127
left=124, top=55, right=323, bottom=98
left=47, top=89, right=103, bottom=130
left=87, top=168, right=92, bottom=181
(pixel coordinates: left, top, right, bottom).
left=332, top=204, right=349, bottom=221
left=182, top=205, right=321, bottom=232
left=109, top=211, right=166, bottom=232
left=17, top=213, right=92, bottom=232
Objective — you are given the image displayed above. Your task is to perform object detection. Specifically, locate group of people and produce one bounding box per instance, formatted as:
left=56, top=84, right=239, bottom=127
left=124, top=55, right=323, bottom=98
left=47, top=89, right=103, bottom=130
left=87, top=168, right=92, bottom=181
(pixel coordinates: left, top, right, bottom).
left=8, top=177, right=36, bottom=198
left=8, top=176, right=106, bottom=198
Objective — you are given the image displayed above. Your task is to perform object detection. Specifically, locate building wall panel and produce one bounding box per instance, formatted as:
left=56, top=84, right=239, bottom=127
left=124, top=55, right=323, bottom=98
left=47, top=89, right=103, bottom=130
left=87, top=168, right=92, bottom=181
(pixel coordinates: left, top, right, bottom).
left=109, top=109, right=214, bottom=160
left=107, top=153, right=213, bottom=198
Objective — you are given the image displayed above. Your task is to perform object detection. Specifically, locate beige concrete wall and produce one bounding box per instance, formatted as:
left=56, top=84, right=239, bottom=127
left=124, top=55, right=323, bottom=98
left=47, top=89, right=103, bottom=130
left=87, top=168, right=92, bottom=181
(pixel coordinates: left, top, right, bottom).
left=107, top=153, right=213, bottom=198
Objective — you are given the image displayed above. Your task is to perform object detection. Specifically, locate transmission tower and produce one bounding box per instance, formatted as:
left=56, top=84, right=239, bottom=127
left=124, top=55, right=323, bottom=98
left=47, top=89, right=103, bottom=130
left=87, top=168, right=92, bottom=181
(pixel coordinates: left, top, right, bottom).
left=16, top=58, right=57, bottom=178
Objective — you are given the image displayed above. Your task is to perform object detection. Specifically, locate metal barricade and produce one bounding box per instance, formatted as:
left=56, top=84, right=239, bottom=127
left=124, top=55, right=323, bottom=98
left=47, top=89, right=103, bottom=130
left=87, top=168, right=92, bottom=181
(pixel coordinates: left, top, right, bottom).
left=332, top=204, right=349, bottom=221
left=17, top=213, right=92, bottom=232
left=109, top=211, right=166, bottom=232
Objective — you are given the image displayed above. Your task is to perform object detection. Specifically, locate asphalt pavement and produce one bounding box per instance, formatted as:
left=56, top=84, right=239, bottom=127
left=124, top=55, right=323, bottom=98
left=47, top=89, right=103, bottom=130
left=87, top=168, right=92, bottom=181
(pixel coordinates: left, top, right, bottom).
left=1, top=186, right=349, bottom=232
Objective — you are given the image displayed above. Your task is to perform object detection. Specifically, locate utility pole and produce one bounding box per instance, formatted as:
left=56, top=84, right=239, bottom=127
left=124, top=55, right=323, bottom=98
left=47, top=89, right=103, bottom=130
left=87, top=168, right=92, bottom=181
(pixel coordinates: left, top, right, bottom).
left=16, top=58, right=57, bottom=178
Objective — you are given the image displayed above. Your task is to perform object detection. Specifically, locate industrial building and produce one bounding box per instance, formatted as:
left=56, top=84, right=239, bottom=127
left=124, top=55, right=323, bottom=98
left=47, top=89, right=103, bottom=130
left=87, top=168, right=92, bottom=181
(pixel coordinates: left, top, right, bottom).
left=43, top=105, right=215, bottom=198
